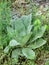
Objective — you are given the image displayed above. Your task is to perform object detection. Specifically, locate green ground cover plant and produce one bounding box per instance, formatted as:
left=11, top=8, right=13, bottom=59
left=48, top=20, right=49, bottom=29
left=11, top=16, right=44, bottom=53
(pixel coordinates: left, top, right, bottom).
left=0, top=1, right=48, bottom=65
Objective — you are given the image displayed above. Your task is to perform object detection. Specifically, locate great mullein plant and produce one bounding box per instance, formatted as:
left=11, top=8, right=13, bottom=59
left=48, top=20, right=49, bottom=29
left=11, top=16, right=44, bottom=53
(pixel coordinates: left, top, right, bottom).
left=4, top=13, right=47, bottom=64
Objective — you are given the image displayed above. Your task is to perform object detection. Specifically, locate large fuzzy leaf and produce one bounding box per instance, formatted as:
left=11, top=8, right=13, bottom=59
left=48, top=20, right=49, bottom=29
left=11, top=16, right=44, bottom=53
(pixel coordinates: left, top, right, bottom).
left=12, top=49, right=20, bottom=64
left=7, top=14, right=32, bottom=46
left=31, top=26, right=46, bottom=42
left=9, top=14, right=32, bottom=36
left=19, top=32, right=32, bottom=46
left=12, top=49, right=20, bottom=58
left=4, top=45, right=10, bottom=53
left=12, top=49, right=22, bottom=63
left=21, top=14, right=32, bottom=34
left=22, top=48, right=35, bottom=59
left=4, top=40, right=20, bottom=53
left=28, top=38, right=46, bottom=49
left=9, top=39, right=19, bottom=47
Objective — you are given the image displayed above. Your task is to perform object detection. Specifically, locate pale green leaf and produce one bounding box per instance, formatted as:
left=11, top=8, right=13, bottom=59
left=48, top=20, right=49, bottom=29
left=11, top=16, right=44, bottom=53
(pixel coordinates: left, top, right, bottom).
left=20, top=32, right=32, bottom=46
left=12, top=49, right=22, bottom=59
left=4, top=45, right=10, bottom=53
left=7, top=14, right=32, bottom=46
left=22, top=48, right=35, bottom=59
left=28, top=38, right=46, bottom=49
left=9, top=39, right=19, bottom=47
left=31, top=26, right=46, bottom=42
